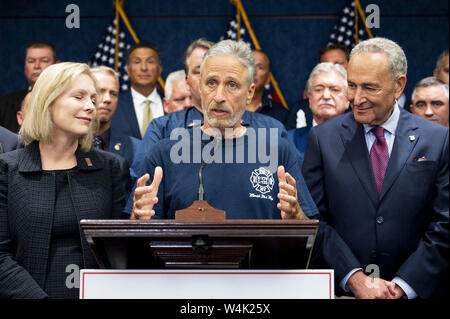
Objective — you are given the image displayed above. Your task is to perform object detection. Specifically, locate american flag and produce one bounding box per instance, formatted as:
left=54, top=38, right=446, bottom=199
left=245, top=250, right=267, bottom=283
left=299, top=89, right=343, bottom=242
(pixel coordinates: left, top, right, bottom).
left=89, top=17, right=133, bottom=91
left=328, top=0, right=371, bottom=50
left=220, top=12, right=284, bottom=105
left=220, top=16, right=253, bottom=48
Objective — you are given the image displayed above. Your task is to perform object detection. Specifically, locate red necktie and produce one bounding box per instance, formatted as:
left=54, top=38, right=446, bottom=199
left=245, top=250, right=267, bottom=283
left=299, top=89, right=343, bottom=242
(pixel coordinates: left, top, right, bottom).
left=370, top=126, right=389, bottom=195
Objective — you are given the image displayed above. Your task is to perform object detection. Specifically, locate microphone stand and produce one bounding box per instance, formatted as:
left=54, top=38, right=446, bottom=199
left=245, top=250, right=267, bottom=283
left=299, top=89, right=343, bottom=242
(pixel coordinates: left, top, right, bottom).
left=175, top=132, right=226, bottom=221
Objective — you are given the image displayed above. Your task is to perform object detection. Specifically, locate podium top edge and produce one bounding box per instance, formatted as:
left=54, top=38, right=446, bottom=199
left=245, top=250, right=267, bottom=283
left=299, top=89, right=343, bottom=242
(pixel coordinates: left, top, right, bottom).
left=80, top=219, right=319, bottom=227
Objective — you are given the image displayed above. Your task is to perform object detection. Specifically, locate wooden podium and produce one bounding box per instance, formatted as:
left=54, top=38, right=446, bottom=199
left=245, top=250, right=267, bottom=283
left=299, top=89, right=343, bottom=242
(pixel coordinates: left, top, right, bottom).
left=80, top=218, right=319, bottom=270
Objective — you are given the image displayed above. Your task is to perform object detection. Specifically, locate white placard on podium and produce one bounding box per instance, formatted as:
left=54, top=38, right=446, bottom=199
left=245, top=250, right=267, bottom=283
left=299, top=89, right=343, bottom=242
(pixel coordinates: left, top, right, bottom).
left=80, top=269, right=334, bottom=299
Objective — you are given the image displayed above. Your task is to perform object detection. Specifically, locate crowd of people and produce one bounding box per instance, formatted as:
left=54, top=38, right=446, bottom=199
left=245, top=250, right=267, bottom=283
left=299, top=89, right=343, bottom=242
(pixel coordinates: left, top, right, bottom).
left=0, top=36, right=448, bottom=299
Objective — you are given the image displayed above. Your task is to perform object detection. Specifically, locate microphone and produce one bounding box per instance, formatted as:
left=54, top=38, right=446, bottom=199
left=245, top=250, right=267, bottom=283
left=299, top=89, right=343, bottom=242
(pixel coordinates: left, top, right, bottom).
left=175, top=131, right=226, bottom=221
left=197, top=134, right=222, bottom=201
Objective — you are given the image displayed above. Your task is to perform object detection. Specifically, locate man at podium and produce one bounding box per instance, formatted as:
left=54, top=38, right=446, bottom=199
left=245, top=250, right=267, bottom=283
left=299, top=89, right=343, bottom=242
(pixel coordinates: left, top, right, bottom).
left=124, top=40, right=319, bottom=221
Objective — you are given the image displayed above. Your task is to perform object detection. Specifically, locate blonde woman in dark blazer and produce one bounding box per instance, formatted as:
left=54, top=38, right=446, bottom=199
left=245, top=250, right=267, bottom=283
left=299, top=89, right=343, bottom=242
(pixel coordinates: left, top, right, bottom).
left=0, top=62, right=131, bottom=299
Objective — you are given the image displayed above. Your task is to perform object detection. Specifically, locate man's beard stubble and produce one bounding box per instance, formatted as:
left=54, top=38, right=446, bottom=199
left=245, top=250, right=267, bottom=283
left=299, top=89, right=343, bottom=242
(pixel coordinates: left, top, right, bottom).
left=203, top=101, right=245, bottom=129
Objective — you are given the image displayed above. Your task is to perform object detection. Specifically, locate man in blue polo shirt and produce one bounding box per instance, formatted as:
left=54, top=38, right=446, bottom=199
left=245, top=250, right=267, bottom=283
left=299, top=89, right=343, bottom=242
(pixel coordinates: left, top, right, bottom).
left=126, top=40, right=318, bottom=220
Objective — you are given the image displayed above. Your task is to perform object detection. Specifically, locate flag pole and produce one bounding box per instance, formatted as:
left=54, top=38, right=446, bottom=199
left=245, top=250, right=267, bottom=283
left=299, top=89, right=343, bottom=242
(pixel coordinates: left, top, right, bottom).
left=231, top=0, right=289, bottom=110
left=355, top=0, right=374, bottom=38
left=114, top=0, right=122, bottom=72
left=237, top=8, right=241, bottom=41
left=116, top=3, right=139, bottom=43
left=354, top=0, right=359, bottom=44
left=116, top=1, right=165, bottom=89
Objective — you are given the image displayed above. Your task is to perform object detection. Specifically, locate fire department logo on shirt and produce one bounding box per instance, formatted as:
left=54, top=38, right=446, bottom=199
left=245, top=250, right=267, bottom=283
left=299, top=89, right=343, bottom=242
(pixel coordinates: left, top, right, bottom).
left=250, top=167, right=275, bottom=195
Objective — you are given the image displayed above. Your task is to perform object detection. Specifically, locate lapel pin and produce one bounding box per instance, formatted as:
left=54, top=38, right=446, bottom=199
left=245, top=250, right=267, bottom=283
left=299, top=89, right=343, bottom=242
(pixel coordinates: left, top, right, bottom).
left=114, top=143, right=121, bottom=151
left=409, top=135, right=415, bottom=142
left=85, top=157, right=93, bottom=167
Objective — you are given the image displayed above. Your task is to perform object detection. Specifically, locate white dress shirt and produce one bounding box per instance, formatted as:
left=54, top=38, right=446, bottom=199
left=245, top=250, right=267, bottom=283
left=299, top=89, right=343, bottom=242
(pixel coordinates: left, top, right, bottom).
left=296, top=109, right=319, bottom=128
left=130, top=87, right=164, bottom=134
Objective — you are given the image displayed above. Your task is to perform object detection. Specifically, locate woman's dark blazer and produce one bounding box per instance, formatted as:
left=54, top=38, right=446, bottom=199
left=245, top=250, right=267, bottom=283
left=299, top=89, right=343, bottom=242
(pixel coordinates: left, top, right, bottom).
left=0, top=141, right=131, bottom=298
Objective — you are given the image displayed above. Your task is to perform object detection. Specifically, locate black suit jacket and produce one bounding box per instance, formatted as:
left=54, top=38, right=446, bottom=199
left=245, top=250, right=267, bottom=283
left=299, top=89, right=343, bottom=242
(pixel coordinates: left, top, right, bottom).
left=302, top=109, right=449, bottom=299
left=0, top=141, right=131, bottom=298
left=0, top=89, right=28, bottom=133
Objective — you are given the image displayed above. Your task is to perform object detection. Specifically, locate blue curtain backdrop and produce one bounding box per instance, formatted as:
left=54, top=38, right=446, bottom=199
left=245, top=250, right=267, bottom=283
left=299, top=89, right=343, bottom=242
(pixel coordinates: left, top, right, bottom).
left=0, top=0, right=448, bottom=108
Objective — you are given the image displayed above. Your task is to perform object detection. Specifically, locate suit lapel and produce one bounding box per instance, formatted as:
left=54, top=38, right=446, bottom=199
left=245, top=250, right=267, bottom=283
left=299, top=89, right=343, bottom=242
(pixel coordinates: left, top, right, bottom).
left=118, top=90, right=141, bottom=139
left=379, top=110, right=419, bottom=200
left=340, top=114, right=379, bottom=208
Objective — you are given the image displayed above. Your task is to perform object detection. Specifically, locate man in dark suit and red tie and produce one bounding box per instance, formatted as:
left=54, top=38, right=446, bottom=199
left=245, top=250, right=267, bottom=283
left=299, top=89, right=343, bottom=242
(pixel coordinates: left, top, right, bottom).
left=302, top=37, right=448, bottom=299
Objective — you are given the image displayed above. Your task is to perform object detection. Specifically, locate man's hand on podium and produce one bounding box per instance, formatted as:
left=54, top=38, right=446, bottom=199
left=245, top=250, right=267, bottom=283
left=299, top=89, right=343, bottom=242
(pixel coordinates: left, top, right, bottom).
left=276, top=165, right=309, bottom=220
left=131, top=166, right=163, bottom=220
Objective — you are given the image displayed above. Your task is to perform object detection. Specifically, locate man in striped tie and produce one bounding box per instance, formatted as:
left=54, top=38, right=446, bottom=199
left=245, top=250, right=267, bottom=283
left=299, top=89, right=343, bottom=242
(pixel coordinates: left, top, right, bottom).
left=302, top=37, right=448, bottom=299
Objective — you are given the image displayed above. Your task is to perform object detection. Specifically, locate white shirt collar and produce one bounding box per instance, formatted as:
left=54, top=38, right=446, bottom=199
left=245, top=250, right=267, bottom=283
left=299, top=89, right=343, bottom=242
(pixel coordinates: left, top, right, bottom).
left=363, top=101, right=400, bottom=135
left=397, top=93, right=406, bottom=108
left=130, top=86, right=158, bottom=105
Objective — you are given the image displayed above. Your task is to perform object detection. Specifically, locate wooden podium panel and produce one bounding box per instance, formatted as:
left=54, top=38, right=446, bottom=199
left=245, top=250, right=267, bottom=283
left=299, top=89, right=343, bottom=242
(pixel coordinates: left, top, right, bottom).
left=80, top=219, right=319, bottom=270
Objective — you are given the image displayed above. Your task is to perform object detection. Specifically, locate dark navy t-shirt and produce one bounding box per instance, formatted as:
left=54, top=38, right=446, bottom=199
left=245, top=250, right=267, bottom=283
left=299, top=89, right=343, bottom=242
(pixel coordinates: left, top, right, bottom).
left=124, top=125, right=319, bottom=219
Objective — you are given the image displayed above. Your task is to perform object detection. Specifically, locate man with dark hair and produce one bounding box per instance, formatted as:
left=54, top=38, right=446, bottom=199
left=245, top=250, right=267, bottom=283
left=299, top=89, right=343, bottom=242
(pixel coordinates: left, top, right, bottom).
left=318, top=43, right=349, bottom=69
left=111, top=41, right=164, bottom=142
left=0, top=41, right=58, bottom=133
left=246, top=50, right=290, bottom=127
left=433, top=50, right=449, bottom=85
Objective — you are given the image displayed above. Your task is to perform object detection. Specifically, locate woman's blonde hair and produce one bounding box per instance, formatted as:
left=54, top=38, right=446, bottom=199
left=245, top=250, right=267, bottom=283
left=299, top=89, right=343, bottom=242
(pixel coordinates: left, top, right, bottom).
left=19, top=62, right=98, bottom=152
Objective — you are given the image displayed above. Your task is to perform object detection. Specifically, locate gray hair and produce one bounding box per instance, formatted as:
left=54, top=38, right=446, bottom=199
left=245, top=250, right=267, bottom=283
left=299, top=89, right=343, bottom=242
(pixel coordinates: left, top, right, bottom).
left=90, top=65, right=120, bottom=83
left=350, top=37, right=407, bottom=79
left=435, top=50, right=449, bottom=71
left=411, top=76, right=449, bottom=102
left=306, top=62, right=347, bottom=94
left=183, top=38, right=215, bottom=75
left=164, top=69, right=186, bottom=100
left=200, top=40, right=255, bottom=87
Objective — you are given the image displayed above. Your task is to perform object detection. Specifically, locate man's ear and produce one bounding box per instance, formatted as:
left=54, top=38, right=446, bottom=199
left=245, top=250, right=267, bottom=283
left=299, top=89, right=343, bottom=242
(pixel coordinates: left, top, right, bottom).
left=433, top=68, right=438, bottom=77
left=264, top=73, right=271, bottom=86
left=157, top=64, right=163, bottom=77
left=17, top=110, right=23, bottom=126
left=246, top=83, right=256, bottom=105
left=394, top=75, right=407, bottom=99
left=162, top=98, right=169, bottom=113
